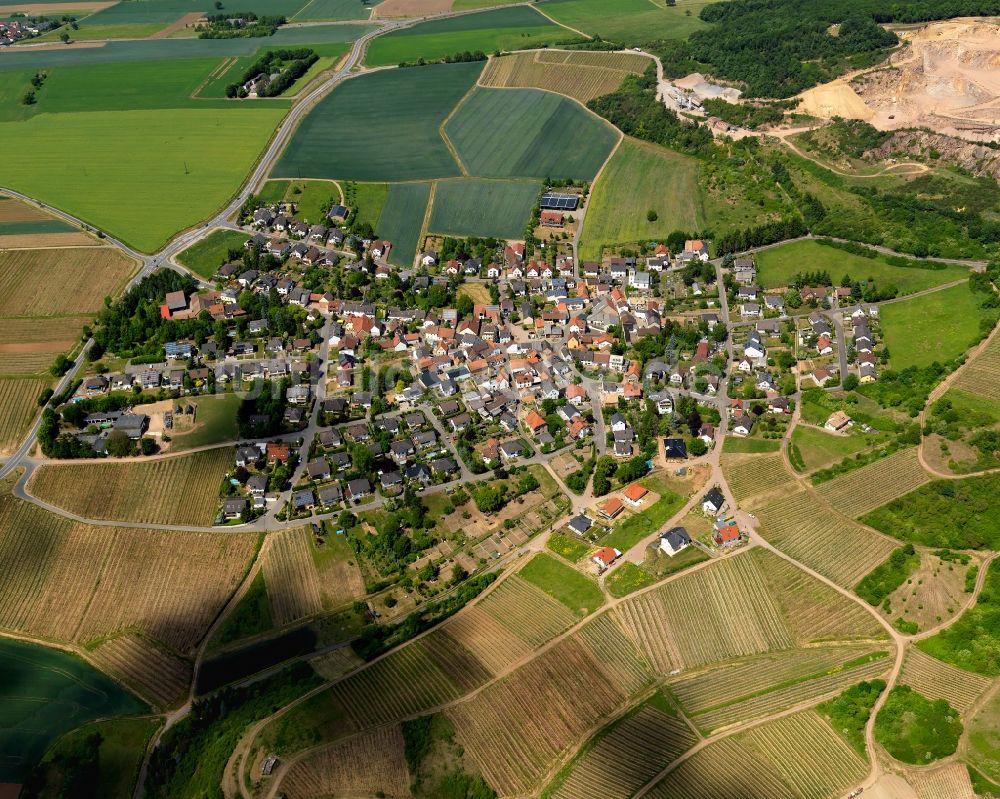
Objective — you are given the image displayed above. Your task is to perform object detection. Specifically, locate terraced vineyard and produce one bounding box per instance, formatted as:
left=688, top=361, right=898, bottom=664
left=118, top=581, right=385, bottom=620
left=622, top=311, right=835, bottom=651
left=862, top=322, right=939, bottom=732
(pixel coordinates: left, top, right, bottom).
left=550, top=705, right=697, bottom=799
left=438, top=604, right=533, bottom=673
left=669, top=645, right=882, bottom=716
left=0, top=317, right=88, bottom=375
left=906, top=763, right=978, bottom=799
left=282, top=726, right=410, bottom=799
left=0, top=492, right=257, bottom=653
left=27, top=446, right=233, bottom=526
left=478, top=49, right=650, bottom=103
left=647, top=711, right=867, bottom=799
left=900, top=648, right=992, bottom=713
left=756, top=489, right=898, bottom=587
left=721, top=452, right=796, bottom=507
left=88, top=634, right=192, bottom=709
left=477, top=573, right=578, bottom=647
left=614, top=551, right=793, bottom=673
left=690, top=652, right=890, bottom=733
left=816, top=448, right=930, bottom=518
left=576, top=613, right=653, bottom=695
left=261, top=527, right=324, bottom=626
left=446, top=635, right=633, bottom=796
left=953, top=328, right=1000, bottom=400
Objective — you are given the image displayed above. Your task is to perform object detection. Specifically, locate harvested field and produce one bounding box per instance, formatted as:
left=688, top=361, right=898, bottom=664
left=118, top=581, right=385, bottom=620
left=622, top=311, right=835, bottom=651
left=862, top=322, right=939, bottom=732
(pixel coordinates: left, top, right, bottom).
left=690, top=652, right=890, bottom=733
left=0, top=377, right=52, bottom=454
left=329, top=638, right=465, bottom=728
left=447, top=635, right=631, bottom=796
left=953, top=327, right=1000, bottom=400
left=907, top=763, right=976, bottom=799
left=374, top=0, right=451, bottom=15
left=670, top=644, right=881, bottom=716
left=0, top=316, right=88, bottom=375
left=0, top=492, right=257, bottom=652
left=0, top=197, right=51, bottom=222
left=899, top=648, right=991, bottom=713
left=0, top=1, right=114, bottom=11
left=816, top=448, right=930, bottom=518
left=281, top=725, right=410, bottom=798
left=0, top=247, right=133, bottom=316
left=261, top=527, right=324, bottom=626
left=759, top=548, right=887, bottom=642
left=150, top=11, right=202, bottom=38
left=88, top=634, right=192, bottom=709
left=614, top=551, right=793, bottom=674
left=551, top=705, right=697, bottom=799
left=477, top=573, right=577, bottom=647
left=756, top=489, right=898, bottom=588
left=27, top=446, right=232, bottom=526
left=721, top=452, right=796, bottom=507
left=439, top=604, right=531, bottom=673
left=0, top=231, right=97, bottom=248
left=479, top=49, right=650, bottom=103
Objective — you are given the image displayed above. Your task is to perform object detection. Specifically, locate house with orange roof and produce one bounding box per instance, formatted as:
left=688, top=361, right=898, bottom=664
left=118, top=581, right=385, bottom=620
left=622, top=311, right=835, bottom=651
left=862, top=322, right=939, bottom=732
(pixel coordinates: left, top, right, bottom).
left=592, top=546, right=621, bottom=572
left=622, top=483, right=648, bottom=506
left=524, top=409, right=547, bottom=435
left=599, top=497, right=625, bottom=519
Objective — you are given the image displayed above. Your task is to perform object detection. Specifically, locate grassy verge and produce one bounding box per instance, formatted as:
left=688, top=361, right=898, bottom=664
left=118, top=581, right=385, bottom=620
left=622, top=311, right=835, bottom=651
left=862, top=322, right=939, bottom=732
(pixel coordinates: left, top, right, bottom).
left=176, top=229, right=247, bottom=279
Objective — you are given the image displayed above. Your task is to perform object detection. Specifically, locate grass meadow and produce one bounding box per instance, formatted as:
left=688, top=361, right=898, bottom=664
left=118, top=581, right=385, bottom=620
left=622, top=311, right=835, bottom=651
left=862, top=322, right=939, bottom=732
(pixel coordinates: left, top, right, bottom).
left=177, top=229, right=247, bottom=278
left=881, top=282, right=988, bottom=369
left=428, top=178, right=539, bottom=239
left=0, top=636, right=147, bottom=781
left=293, top=0, right=377, bottom=20
left=446, top=87, right=618, bottom=180
left=364, top=6, right=576, bottom=66
left=273, top=62, right=481, bottom=182
left=580, top=138, right=700, bottom=260
left=376, top=182, right=432, bottom=267
left=755, top=239, right=969, bottom=294
left=538, top=0, right=711, bottom=43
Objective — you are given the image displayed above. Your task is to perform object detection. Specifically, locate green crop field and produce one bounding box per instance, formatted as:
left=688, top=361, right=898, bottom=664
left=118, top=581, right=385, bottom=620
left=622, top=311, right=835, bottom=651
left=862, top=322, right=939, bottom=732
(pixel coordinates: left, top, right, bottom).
left=273, top=62, right=482, bottom=182
left=30, top=717, right=160, bottom=798
left=0, top=219, right=75, bottom=235
left=0, top=107, right=285, bottom=252
left=539, top=0, right=711, bottom=43
left=580, top=138, right=700, bottom=260
left=349, top=182, right=389, bottom=230
left=258, top=180, right=291, bottom=205
left=428, top=178, right=538, bottom=239
left=790, top=425, right=877, bottom=473
left=881, top=282, right=989, bottom=369
left=755, top=240, right=969, bottom=294
left=177, top=229, right=247, bottom=278
left=446, top=87, right=618, bottom=180
left=0, top=637, right=147, bottom=781
left=364, top=6, right=576, bottom=67
left=293, top=0, right=378, bottom=20
left=376, top=182, right=432, bottom=268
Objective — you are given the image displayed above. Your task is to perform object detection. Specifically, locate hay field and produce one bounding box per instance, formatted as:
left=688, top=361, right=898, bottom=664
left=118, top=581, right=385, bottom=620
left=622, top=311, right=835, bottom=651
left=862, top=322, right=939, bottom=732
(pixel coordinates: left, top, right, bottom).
left=27, top=446, right=232, bottom=526
left=0, top=247, right=134, bottom=316
left=580, top=138, right=701, bottom=261
left=479, top=49, right=650, bottom=103
left=0, top=492, right=257, bottom=652
left=446, top=635, right=634, bottom=795
left=816, top=448, right=930, bottom=518
left=446, top=87, right=619, bottom=180
left=477, top=573, right=578, bottom=647
left=281, top=726, right=410, bottom=799
left=0, top=197, right=51, bottom=222
left=756, top=489, right=898, bottom=587
left=88, top=634, right=192, bottom=709
left=0, top=377, right=52, bottom=454
left=900, top=648, right=992, bottom=713
left=614, top=551, right=793, bottom=673
left=953, top=327, right=1000, bottom=401
left=0, top=317, right=89, bottom=376
left=261, top=527, right=325, bottom=626
left=721, top=452, right=796, bottom=507
left=550, top=705, right=697, bottom=799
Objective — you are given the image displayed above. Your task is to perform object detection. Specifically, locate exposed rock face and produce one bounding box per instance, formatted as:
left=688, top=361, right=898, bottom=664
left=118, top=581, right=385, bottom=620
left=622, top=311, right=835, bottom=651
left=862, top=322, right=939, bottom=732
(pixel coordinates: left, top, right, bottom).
left=866, top=129, right=1000, bottom=181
